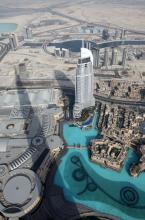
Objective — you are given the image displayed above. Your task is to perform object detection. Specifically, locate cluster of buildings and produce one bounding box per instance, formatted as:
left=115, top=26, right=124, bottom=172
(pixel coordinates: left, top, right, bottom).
left=81, top=25, right=126, bottom=40
left=96, top=103, right=145, bottom=146
left=88, top=76, right=145, bottom=172
left=90, top=139, right=127, bottom=171
left=8, top=27, right=33, bottom=51
left=1, top=15, right=145, bottom=219
left=93, top=72, right=145, bottom=174
left=71, top=40, right=145, bottom=175
left=95, top=79, right=145, bottom=100
left=92, top=47, right=127, bottom=69
left=54, top=47, right=70, bottom=58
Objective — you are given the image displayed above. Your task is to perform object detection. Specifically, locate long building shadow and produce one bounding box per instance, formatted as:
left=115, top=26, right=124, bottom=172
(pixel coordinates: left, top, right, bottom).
left=16, top=73, right=117, bottom=220
left=14, top=74, right=59, bottom=220
left=15, top=74, right=93, bottom=220
left=14, top=74, right=47, bottom=172
left=54, top=70, right=75, bottom=120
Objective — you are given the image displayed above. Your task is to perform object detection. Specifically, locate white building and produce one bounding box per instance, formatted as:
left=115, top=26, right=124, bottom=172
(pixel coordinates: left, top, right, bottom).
left=9, top=34, right=18, bottom=51
left=73, top=48, right=95, bottom=118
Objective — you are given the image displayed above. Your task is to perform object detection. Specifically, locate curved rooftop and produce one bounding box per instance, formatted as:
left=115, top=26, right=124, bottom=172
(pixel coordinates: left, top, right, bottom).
left=1, top=169, right=42, bottom=218
left=3, top=175, right=32, bottom=204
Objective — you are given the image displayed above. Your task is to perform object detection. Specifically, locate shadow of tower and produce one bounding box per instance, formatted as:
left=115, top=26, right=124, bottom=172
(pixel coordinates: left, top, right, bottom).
left=54, top=70, right=75, bottom=120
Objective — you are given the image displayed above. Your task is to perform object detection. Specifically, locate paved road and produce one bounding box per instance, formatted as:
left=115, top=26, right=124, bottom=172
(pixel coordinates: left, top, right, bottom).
left=94, top=94, right=145, bottom=107
left=92, top=39, right=145, bottom=49
left=48, top=8, right=145, bottom=35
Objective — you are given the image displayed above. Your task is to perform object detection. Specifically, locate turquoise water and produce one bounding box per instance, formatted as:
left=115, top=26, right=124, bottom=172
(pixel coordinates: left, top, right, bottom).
left=54, top=114, right=145, bottom=220
left=64, top=113, right=98, bottom=147
left=0, top=23, right=17, bottom=33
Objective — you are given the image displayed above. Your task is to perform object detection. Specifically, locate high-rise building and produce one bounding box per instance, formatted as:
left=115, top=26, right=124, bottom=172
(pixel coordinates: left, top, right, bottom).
left=73, top=48, right=95, bottom=118
left=9, top=34, right=18, bottom=51
left=114, top=29, right=119, bottom=39
left=86, top=41, right=91, bottom=50
left=111, top=48, right=118, bottom=65
left=55, top=48, right=61, bottom=57
left=122, top=48, right=127, bottom=67
left=104, top=48, right=109, bottom=67
left=25, top=27, right=33, bottom=39
left=120, top=29, right=126, bottom=39
left=92, top=49, right=100, bottom=68
left=62, top=48, right=70, bottom=58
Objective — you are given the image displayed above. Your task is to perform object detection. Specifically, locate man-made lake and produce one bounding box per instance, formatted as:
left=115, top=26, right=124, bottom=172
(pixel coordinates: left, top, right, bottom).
left=54, top=114, right=145, bottom=220
left=0, top=23, right=17, bottom=33
left=50, top=40, right=83, bottom=53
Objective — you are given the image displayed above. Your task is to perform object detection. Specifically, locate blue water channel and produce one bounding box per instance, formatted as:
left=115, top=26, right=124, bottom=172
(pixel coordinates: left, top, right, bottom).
left=54, top=114, right=145, bottom=220
left=50, top=40, right=83, bottom=52
left=0, top=23, right=17, bottom=33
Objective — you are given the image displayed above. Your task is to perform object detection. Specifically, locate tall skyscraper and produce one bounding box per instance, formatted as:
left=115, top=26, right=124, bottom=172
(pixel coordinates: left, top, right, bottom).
left=92, top=49, right=100, bottom=68
left=104, top=48, right=109, bottom=67
left=111, top=48, right=118, bottom=65
left=62, top=48, right=70, bottom=58
left=122, top=48, right=127, bottom=67
left=73, top=48, right=95, bottom=118
left=55, top=48, right=61, bottom=57
left=25, top=27, right=32, bottom=39
left=9, top=34, right=18, bottom=51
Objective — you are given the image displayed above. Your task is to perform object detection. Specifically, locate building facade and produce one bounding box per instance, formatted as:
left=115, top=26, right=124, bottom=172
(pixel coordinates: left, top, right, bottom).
left=9, top=34, right=18, bottom=51
left=25, top=27, right=33, bottom=39
left=73, top=48, right=95, bottom=118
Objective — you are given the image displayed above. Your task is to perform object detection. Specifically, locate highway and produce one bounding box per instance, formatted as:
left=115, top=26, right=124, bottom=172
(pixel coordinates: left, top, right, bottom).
left=94, top=93, right=145, bottom=107
left=45, top=8, right=129, bottom=35
left=47, top=8, right=145, bottom=35
left=92, top=39, right=145, bottom=49
left=0, top=78, right=74, bottom=90
left=47, top=8, right=86, bottom=24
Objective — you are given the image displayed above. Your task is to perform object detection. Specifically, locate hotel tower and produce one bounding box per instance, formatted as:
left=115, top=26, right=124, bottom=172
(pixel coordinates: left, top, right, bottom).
left=73, top=47, right=95, bottom=118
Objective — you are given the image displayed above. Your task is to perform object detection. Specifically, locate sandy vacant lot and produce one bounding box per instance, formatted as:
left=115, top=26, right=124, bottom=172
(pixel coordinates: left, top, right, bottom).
left=0, top=0, right=145, bottom=32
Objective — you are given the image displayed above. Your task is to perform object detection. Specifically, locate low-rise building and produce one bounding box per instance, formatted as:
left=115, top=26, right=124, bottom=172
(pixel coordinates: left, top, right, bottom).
left=90, top=139, right=128, bottom=171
